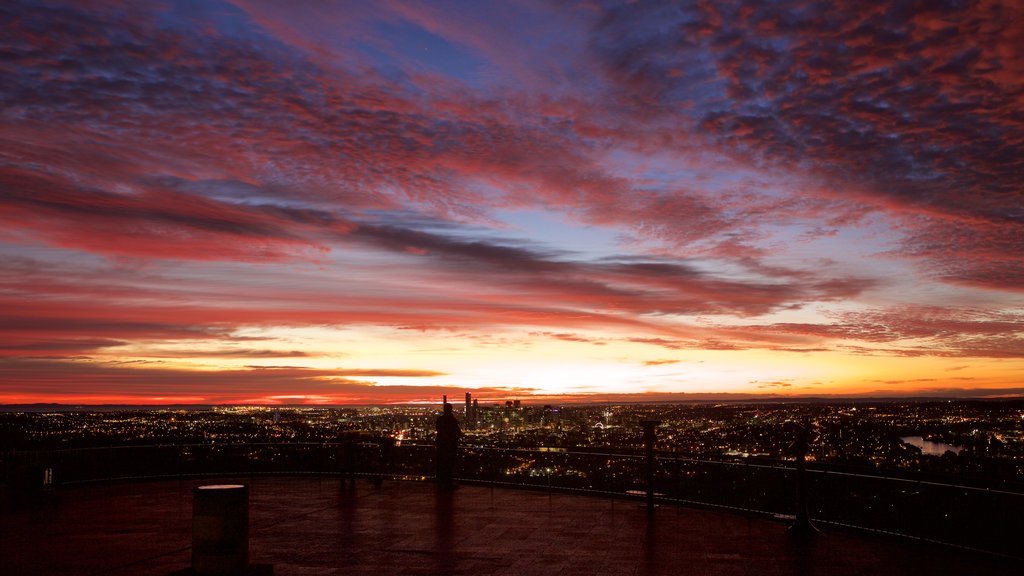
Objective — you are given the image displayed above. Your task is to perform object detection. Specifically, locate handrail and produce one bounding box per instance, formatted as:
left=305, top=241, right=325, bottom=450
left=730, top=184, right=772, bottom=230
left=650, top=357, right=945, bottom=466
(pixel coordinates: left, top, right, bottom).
left=803, top=467, right=1024, bottom=498
left=4, top=440, right=1022, bottom=559
left=7, top=441, right=1022, bottom=496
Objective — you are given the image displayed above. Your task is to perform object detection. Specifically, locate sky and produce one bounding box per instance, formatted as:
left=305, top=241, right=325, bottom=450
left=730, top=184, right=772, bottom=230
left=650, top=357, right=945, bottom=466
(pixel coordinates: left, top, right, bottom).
left=1, top=0, right=1022, bottom=405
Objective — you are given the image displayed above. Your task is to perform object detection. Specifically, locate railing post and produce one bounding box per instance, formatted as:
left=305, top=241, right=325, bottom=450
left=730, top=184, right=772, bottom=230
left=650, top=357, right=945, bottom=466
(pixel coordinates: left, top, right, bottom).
left=640, top=420, right=661, bottom=513
left=786, top=421, right=817, bottom=539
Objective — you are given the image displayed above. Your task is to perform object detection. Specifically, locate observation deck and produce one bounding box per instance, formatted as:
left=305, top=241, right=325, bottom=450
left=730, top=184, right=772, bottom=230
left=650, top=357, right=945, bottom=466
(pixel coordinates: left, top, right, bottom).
left=2, top=442, right=1022, bottom=575
left=2, top=476, right=1019, bottom=576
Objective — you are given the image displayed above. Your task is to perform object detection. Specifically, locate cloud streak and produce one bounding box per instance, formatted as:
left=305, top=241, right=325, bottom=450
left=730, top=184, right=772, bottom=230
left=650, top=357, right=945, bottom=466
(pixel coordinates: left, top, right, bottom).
left=0, top=0, right=1021, bottom=402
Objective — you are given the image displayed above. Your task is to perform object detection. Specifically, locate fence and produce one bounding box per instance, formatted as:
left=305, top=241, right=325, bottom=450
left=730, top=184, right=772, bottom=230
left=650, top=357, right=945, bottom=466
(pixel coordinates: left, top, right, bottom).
left=2, top=442, right=1021, bottom=559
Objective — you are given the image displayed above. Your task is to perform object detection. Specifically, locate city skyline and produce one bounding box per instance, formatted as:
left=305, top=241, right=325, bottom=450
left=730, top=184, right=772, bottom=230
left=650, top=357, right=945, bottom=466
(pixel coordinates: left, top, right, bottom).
left=2, top=0, right=1023, bottom=405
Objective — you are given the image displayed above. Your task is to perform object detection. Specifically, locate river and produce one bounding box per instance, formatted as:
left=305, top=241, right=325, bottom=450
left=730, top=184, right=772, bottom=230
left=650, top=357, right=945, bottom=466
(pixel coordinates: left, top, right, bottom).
left=900, top=435, right=962, bottom=456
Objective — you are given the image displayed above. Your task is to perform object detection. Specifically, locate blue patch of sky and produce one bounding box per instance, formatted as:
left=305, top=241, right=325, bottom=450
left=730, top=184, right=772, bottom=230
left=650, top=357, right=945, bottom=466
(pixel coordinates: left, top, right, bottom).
left=381, top=173, right=628, bottom=260
left=586, top=15, right=730, bottom=117
left=492, top=210, right=623, bottom=261
left=153, top=1, right=304, bottom=66
left=0, top=242, right=109, bottom=270
left=359, top=209, right=482, bottom=234
left=599, top=146, right=767, bottom=197
left=351, top=41, right=420, bottom=92
left=155, top=0, right=252, bottom=39
left=356, top=20, right=484, bottom=86
left=755, top=217, right=904, bottom=285
left=359, top=206, right=622, bottom=262
left=158, top=177, right=288, bottom=206
left=663, top=56, right=728, bottom=111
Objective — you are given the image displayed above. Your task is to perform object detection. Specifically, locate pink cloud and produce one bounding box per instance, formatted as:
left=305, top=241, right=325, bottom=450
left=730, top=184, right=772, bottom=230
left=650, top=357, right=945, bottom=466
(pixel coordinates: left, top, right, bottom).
left=2, top=0, right=1022, bottom=402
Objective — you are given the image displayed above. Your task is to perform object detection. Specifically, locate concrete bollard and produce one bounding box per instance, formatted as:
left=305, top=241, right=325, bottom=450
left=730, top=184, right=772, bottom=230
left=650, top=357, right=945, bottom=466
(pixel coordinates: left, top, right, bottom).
left=192, top=484, right=249, bottom=576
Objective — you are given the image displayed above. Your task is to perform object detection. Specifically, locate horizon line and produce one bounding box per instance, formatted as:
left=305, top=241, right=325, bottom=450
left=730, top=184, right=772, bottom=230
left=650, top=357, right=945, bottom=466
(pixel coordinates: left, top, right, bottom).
left=3, top=394, right=1022, bottom=411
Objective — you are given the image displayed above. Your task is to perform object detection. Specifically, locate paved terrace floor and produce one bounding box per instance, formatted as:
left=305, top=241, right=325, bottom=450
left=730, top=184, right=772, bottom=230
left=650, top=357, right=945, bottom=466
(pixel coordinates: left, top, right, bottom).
left=1, top=477, right=1020, bottom=576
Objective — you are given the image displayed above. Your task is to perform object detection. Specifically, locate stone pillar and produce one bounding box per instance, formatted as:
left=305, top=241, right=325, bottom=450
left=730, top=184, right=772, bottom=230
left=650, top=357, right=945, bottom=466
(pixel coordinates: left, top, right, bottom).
left=192, top=484, right=249, bottom=576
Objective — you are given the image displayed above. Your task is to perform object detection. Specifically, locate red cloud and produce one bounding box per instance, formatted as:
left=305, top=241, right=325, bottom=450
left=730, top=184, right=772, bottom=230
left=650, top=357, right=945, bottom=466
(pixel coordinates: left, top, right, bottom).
left=0, top=358, right=465, bottom=405
left=731, top=306, right=1024, bottom=358
left=2, top=1, right=1022, bottom=403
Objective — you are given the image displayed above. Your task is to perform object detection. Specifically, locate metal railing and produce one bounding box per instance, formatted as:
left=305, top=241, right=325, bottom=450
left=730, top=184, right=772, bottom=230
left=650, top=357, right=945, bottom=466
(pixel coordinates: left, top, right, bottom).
left=2, top=442, right=1022, bottom=559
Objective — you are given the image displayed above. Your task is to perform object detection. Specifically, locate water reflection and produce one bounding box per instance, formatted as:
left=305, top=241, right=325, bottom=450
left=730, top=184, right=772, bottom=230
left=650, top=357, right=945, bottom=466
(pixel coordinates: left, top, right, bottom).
left=900, top=436, right=962, bottom=456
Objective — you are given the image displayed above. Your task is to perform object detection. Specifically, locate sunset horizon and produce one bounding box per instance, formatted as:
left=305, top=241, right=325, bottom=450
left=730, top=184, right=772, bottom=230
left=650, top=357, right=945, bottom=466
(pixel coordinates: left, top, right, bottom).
left=2, top=0, right=1022, bottom=406
left=4, top=387, right=1024, bottom=408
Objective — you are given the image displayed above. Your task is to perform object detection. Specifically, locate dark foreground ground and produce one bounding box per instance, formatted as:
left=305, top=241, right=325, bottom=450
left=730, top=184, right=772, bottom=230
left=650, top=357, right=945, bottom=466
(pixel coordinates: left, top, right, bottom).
left=1, top=476, right=1019, bottom=575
